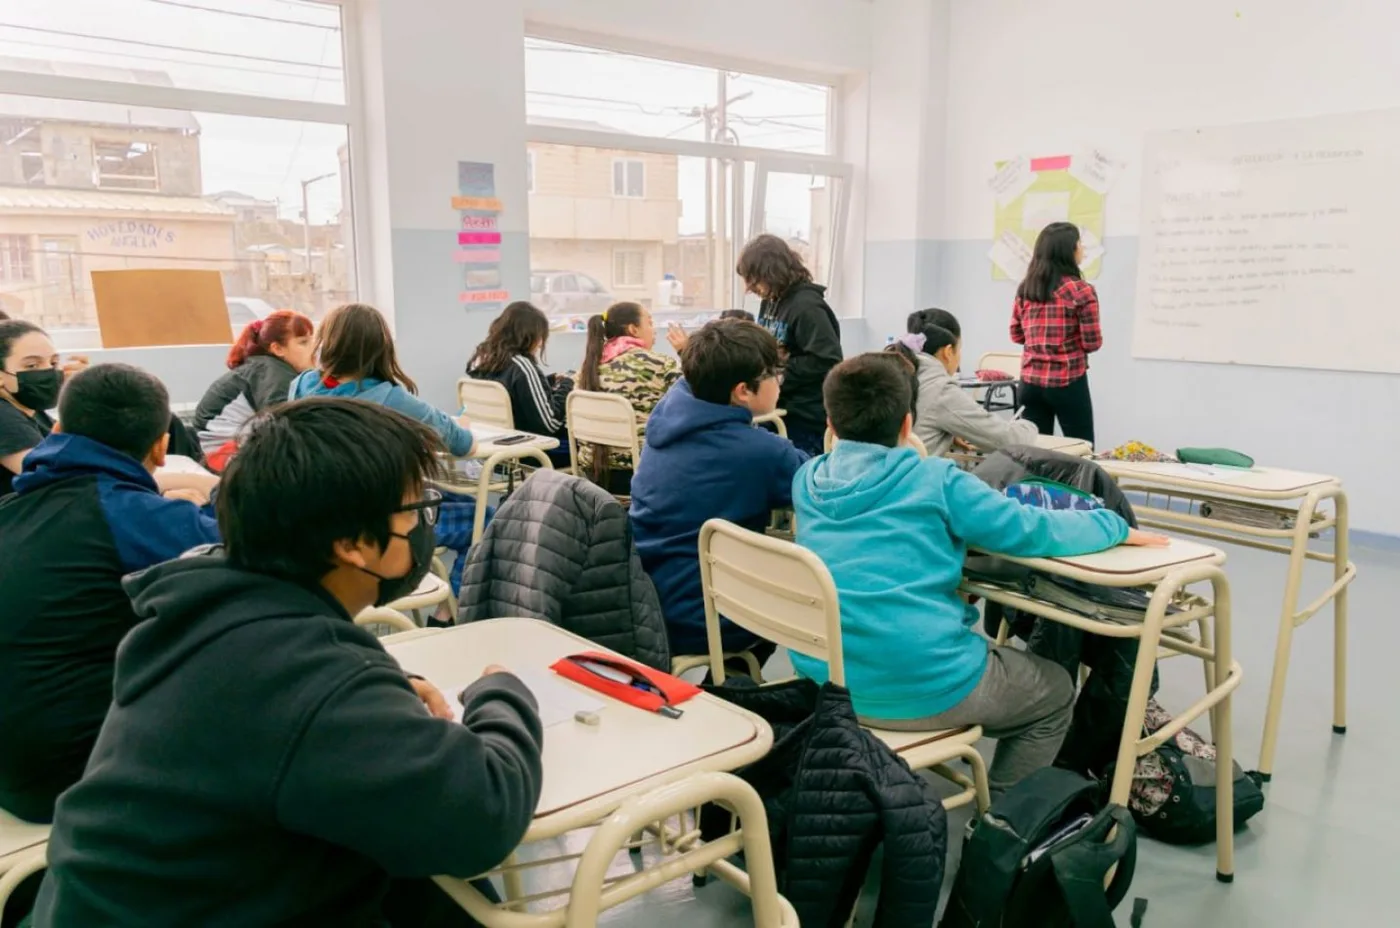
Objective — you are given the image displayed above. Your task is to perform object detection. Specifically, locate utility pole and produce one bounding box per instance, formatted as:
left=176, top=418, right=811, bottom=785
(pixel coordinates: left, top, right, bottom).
left=690, top=80, right=752, bottom=310
left=300, top=172, right=335, bottom=280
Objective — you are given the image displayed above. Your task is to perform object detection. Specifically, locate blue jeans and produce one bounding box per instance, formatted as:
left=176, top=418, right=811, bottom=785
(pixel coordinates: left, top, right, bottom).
left=435, top=491, right=494, bottom=596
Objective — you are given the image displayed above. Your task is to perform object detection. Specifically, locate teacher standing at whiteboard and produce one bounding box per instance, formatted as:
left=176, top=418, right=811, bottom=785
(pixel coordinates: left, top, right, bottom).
left=1010, top=221, right=1103, bottom=445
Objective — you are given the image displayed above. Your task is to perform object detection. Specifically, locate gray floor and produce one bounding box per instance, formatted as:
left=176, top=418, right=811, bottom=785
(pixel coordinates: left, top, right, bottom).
left=511, top=541, right=1397, bottom=927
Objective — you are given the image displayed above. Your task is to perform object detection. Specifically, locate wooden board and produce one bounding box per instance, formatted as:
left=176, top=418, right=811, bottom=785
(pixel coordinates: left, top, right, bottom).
left=91, top=269, right=231, bottom=348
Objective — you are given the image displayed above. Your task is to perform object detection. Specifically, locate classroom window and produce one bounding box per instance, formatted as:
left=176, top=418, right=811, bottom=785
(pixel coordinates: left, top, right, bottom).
left=526, top=149, right=536, bottom=194
left=612, top=159, right=645, bottom=198
left=612, top=249, right=645, bottom=288
left=93, top=140, right=159, bottom=190
left=0, top=235, right=32, bottom=282
left=0, top=1, right=362, bottom=348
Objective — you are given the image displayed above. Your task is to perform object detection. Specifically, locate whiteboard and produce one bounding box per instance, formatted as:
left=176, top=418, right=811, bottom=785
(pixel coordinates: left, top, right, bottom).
left=1132, top=109, right=1400, bottom=374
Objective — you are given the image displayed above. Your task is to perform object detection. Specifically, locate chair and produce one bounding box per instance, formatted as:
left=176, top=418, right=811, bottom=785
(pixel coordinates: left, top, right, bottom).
left=823, top=427, right=929, bottom=458
left=672, top=650, right=763, bottom=682
left=699, top=519, right=989, bottom=812
left=354, top=607, right=419, bottom=636
left=456, top=377, right=514, bottom=429
left=974, top=351, right=1022, bottom=412
left=566, top=391, right=642, bottom=501
left=0, top=808, right=50, bottom=922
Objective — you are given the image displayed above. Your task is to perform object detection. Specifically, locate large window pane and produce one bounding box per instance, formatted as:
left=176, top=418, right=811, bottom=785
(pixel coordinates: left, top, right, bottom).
left=0, top=0, right=344, bottom=104
left=0, top=94, right=355, bottom=350
left=525, top=38, right=831, bottom=155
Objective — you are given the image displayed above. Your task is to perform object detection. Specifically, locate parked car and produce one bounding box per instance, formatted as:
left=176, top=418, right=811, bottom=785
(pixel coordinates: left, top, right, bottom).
left=530, top=270, right=614, bottom=316
left=225, top=297, right=279, bottom=331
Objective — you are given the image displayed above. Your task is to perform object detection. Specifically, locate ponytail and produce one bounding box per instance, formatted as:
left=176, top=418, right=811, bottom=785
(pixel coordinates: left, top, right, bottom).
left=226, top=310, right=314, bottom=370
left=577, top=301, right=646, bottom=392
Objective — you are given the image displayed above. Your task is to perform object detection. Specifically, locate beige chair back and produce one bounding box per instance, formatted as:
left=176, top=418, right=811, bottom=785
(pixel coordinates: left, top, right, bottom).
left=567, top=390, right=641, bottom=474
left=699, top=519, right=845, bottom=685
left=456, top=378, right=515, bottom=430
left=823, top=427, right=928, bottom=458
left=976, top=351, right=1023, bottom=380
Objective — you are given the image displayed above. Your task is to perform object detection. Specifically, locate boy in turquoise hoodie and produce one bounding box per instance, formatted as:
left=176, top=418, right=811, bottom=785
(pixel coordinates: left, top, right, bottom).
left=792, top=354, right=1164, bottom=791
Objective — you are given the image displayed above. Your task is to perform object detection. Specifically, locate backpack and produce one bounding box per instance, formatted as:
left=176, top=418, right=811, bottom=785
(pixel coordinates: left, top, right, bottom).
left=940, top=767, right=1137, bottom=928
left=1004, top=476, right=1105, bottom=513
left=1119, top=699, right=1265, bottom=845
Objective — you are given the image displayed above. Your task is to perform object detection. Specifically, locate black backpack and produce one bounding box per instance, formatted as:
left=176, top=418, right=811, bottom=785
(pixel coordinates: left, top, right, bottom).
left=940, top=767, right=1138, bottom=928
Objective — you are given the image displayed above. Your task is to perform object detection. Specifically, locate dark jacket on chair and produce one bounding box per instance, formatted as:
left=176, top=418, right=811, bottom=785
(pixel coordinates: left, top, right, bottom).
left=458, top=469, right=671, bottom=670
left=699, top=678, right=947, bottom=928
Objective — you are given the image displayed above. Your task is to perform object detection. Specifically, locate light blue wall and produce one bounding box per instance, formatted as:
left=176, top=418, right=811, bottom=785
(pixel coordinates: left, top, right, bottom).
left=864, top=235, right=1400, bottom=536
left=74, top=345, right=231, bottom=407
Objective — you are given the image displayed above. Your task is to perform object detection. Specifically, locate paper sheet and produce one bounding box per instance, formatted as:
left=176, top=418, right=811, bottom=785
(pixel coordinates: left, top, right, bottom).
left=1068, top=148, right=1119, bottom=195
left=1137, top=463, right=1260, bottom=484
left=1022, top=191, right=1071, bottom=233
left=988, top=230, right=1033, bottom=279
left=446, top=667, right=604, bottom=728
left=988, top=155, right=1036, bottom=207
left=1079, top=227, right=1106, bottom=268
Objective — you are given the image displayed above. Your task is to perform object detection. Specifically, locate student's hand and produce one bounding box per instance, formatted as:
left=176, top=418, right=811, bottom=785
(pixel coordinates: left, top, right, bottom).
left=163, top=487, right=209, bottom=506
left=1123, top=529, right=1170, bottom=548
left=61, top=354, right=91, bottom=375
left=409, top=678, right=454, bottom=720
left=667, top=324, right=689, bottom=353
left=952, top=437, right=976, bottom=453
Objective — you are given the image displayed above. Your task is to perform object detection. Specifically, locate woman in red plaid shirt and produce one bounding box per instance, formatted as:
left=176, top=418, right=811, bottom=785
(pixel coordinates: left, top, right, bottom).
left=1011, top=222, right=1102, bottom=445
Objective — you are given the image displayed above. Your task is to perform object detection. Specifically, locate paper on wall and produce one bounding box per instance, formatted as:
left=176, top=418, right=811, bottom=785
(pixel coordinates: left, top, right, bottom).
left=988, top=230, right=1033, bottom=279
left=1079, top=227, right=1106, bottom=268
left=1021, top=191, right=1071, bottom=233
left=1067, top=148, right=1119, bottom=195
left=988, top=155, right=1036, bottom=207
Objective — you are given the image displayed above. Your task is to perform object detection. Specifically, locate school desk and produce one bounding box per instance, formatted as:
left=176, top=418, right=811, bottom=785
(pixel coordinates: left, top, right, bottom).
left=1099, top=461, right=1356, bottom=781
left=1033, top=434, right=1093, bottom=457
left=386, top=620, right=788, bottom=927
left=752, top=408, right=787, bottom=438
left=961, top=536, right=1241, bottom=882
left=436, top=424, right=560, bottom=545
left=957, top=374, right=1019, bottom=412
left=0, top=807, right=49, bottom=915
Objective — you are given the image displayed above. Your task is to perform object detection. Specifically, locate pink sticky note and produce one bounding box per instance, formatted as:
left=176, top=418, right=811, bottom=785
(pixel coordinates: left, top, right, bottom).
left=459, top=289, right=511, bottom=303
left=458, top=232, right=502, bottom=245
left=454, top=248, right=501, bottom=263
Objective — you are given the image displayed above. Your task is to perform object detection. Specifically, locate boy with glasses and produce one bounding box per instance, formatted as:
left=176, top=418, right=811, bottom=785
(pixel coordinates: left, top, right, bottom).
left=34, top=397, right=543, bottom=928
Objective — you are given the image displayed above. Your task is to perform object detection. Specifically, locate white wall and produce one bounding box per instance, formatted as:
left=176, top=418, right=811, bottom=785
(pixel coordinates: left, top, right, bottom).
left=934, top=0, right=1400, bottom=535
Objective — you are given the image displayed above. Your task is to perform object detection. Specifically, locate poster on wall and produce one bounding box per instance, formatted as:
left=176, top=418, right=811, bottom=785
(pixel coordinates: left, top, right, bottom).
left=987, top=149, right=1116, bottom=281
left=454, top=160, right=509, bottom=309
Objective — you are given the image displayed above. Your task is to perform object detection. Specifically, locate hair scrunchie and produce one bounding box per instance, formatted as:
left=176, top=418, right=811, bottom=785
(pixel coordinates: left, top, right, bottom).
left=898, top=332, right=926, bottom=353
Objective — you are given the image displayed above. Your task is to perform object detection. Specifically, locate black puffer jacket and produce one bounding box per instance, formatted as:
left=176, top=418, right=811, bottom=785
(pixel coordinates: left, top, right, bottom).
left=457, top=470, right=670, bottom=670
left=700, top=678, right=946, bottom=928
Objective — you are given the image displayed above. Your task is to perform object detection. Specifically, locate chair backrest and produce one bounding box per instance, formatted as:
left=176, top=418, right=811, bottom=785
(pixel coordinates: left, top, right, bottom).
left=456, top=377, right=515, bottom=430
left=976, top=351, right=1023, bottom=380
left=699, top=519, right=845, bottom=686
left=567, top=390, right=641, bottom=472
left=823, top=427, right=928, bottom=458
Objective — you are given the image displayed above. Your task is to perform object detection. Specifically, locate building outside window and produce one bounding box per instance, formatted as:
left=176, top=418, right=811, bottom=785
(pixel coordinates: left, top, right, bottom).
left=0, top=0, right=360, bottom=349
left=611, top=159, right=644, bottom=198
left=612, top=248, right=645, bottom=288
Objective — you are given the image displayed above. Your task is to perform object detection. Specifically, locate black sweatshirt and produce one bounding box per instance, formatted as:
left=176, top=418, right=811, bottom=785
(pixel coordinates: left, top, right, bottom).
left=34, top=553, right=543, bottom=927
left=467, top=353, right=571, bottom=441
left=757, top=282, right=843, bottom=435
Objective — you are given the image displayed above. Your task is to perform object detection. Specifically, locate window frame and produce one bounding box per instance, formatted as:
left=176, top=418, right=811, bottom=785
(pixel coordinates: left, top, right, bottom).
left=611, top=158, right=645, bottom=199
left=611, top=248, right=646, bottom=289
left=0, top=234, right=34, bottom=282
left=523, top=26, right=853, bottom=310
left=91, top=138, right=161, bottom=191
left=526, top=149, right=536, bottom=194
left=0, top=0, right=373, bottom=302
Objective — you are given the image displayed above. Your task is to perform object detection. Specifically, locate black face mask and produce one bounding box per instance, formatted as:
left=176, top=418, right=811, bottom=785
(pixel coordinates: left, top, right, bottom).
left=359, top=515, right=436, bottom=608
left=7, top=369, right=62, bottom=411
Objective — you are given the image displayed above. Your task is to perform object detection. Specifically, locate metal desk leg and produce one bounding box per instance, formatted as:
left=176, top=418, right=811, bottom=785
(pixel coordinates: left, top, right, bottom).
left=471, top=449, right=553, bottom=546
left=1332, top=489, right=1350, bottom=737
left=1209, top=568, right=1235, bottom=882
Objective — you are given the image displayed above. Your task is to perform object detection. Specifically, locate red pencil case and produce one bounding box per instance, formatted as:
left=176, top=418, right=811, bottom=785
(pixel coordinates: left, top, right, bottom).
left=550, top=651, right=700, bottom=719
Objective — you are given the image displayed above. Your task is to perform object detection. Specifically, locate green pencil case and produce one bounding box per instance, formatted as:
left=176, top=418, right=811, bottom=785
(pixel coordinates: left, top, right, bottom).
left=1176, top=447, right=1255, bottom=468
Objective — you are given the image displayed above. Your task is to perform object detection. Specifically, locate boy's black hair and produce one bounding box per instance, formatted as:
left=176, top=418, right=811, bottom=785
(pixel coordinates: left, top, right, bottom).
left=218, top=397, right=444, bottom=582
left=718, top=309, right=755, bottom=322
left=681, top=318, right=782, bottom=405
left=823, top=353, right=912, bottom=448
left=57, top=363, right=170, bottom=462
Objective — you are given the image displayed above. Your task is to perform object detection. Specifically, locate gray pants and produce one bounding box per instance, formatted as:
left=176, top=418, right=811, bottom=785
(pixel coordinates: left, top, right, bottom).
left=864, top=647, right=1075, bottom=792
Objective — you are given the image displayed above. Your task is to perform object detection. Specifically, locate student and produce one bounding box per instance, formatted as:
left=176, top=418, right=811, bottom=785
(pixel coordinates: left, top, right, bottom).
left=630, top=319, right=808, bottom=660
left=737, top=234, right=843, bottom=456
left=0, top=364, right=219, bottom=825
left=575, top=301, right=683, bottom=493
left=289, top=303, right=481, bottom=592
left=0, top=320, right=61, bottom=497
left=719, top=309, right=755, bottom=322
left=193, top=310, right=315, bottom=467
left=1011, top=222, right=1102, bottom=444
left=32, top=398, right=542, bottom=927
left=791, top=354, right=1164, bottom=792
left=465, top=301, right=572, bottom=458
left=886, top=311, right=1039, bottom=457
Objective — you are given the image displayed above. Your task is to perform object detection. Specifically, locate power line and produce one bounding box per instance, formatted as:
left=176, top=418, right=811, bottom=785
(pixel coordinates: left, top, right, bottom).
left=525, top=89, right=692, bottom=118
left=0, top=37, right=341, bottom=84
left=0, top=24, right=342, bottom=70
left=139, top=0, right=337, bottom=28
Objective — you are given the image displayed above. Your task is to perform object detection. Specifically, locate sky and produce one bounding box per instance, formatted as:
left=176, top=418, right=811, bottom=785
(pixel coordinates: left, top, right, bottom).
left=0, top=2, right=833, bottom=236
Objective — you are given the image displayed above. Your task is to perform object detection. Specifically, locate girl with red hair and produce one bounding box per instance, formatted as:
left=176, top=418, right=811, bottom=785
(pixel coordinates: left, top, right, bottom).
left=193, top=310, right=315, bottom=470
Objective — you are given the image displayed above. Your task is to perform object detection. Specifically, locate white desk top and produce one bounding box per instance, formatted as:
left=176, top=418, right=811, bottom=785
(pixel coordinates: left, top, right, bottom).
left=154, top=454, right=212, bottom=477
left=469, top=423, right=560, bottom=453
left=972, top=537, right=1226, bottom=587
left=1033, top=434, right=1093, bottom=456
left=1100, top=460, right=1338, bottom=498
left=387, top=619, right=771, bottom=838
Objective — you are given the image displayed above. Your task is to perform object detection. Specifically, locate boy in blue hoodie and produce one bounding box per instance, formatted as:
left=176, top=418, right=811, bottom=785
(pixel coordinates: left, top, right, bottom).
left=793, top=354, right=1165, bottom=791
left=0, top=363, right=220, bottom=824
left=630, top=319, right=809, bottom=660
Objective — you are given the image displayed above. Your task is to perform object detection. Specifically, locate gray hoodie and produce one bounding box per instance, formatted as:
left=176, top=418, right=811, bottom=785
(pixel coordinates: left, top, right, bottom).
left=913, top=354, right=1040, bottom=457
